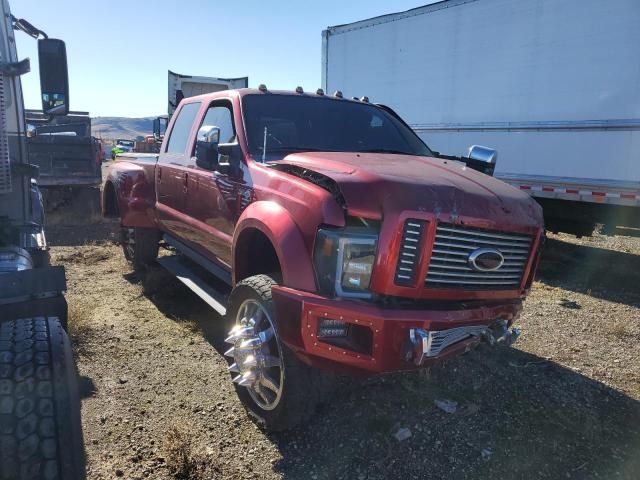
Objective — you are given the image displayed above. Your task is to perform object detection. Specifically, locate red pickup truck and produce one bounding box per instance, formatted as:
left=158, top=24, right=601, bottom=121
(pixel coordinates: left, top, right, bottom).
left=103, top=87, right=544, bottom=430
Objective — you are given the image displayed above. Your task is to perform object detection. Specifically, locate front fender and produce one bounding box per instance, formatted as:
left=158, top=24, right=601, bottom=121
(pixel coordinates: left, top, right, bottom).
left=105, top=161, right=156, bottom=228
left=233, top=201, right=316, bottom=292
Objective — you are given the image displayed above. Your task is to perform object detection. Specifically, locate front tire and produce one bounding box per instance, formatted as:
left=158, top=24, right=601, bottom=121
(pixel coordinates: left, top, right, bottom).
left=0, top=317, right=86, bottom=479
left=121, top=227, right=159, bottom=270
left=225, top=274, right=329, bottom=431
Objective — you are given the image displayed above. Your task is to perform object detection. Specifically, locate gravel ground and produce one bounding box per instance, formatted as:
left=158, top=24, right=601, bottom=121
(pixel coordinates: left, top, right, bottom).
left=47, top=221, right=640, bottom=480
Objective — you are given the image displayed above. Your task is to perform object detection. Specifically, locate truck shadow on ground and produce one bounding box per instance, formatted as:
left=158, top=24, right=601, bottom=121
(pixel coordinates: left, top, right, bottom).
left=130, top=265, right=640, bottom=480
left=537, top=237, right=640, bottom=307
left=46, top=218, right=120, bottom=246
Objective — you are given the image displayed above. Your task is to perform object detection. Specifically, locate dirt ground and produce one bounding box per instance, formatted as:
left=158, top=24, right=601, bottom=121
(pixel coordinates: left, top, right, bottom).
left=47, top=221, right=640, bottom=480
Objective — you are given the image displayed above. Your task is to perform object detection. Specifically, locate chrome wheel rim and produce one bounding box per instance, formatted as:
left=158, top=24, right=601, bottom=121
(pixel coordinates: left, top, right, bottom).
left=225, top=298, right=284, bottom=411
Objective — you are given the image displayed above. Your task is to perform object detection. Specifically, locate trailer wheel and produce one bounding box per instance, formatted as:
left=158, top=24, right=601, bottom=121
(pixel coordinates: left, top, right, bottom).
left=0, top=317, right=86, bottom=480
left=225, top=274, right=331, bottom=431
left=121, top=227, right=159, bottom=270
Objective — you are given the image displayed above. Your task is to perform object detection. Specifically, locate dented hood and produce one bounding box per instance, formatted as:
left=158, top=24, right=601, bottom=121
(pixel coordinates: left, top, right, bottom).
left=277, top=152, right=543, bottom=228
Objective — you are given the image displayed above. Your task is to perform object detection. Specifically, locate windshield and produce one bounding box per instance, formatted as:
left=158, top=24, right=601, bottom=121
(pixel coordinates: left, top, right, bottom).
left=242, top=94, right=433, bottom=160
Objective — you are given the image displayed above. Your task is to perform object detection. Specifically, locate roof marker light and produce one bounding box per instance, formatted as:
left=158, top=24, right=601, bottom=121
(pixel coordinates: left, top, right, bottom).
left=351, top=96, right=359, bottom=101
left=360, top=96, right=370, bottom=103
left=334, top=90, right=343, bottom=98
left=295, top=86, right=304, bottom=94
left=316, top=88, right=325, bottom=96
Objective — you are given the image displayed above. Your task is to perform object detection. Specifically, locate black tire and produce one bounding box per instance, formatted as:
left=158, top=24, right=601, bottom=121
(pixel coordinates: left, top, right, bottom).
left=121, top=226, right=160, bottom=270
left=0, top=317, right=86, bottom=480
left=226, top=274, right=331, bottom=431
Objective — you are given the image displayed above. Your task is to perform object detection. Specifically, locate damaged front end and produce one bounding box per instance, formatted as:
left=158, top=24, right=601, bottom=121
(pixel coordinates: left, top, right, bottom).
left=404, top=319, right=521, bottom=366
left=270, top=163, right=347, bottom=209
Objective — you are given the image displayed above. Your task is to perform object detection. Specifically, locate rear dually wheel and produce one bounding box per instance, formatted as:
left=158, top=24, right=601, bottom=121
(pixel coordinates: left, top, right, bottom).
left=121, top=226, right=159, bottom=270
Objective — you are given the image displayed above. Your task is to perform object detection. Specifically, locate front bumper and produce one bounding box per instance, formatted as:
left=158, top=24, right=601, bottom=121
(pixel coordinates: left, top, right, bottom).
left=271, top=286, right=522, bottom=375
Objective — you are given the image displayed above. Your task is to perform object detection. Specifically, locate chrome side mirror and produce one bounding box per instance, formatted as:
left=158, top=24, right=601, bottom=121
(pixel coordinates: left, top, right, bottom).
left=195, top=125, right=221, bottom=170
left=153, top=116, right=168, bottom=141
left=26, top=124, right=37, bottom=138
left=468, top=145, right=497, bottom=165
left=197, top=125, right=220, bottom=144
left=467, top=145, right=497, bottom=176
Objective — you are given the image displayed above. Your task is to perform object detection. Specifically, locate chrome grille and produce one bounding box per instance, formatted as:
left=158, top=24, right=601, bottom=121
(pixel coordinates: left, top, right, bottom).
left=394, top=219, right=425, bottom=285
left=423, top=325, right=488, bottom=357
left=426, top=223, right=532, bottom=290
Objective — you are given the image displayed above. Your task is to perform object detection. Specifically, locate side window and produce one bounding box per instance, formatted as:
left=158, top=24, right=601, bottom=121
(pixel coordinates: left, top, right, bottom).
left=166, top=102, right=201, bottom=154
left=201, top=104, right=235, bottom=143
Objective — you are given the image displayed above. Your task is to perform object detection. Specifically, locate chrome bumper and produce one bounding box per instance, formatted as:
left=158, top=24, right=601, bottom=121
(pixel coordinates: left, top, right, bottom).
left=407, top=320, right=520, bottom=366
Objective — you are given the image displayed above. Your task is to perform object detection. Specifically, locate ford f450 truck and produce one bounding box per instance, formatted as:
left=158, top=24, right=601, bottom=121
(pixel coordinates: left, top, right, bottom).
left=103, top=87, right=544, bottom=430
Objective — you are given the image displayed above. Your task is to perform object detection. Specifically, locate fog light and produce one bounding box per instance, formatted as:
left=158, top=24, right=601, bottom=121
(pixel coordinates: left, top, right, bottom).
left=318, top=319, right=349, bottom=338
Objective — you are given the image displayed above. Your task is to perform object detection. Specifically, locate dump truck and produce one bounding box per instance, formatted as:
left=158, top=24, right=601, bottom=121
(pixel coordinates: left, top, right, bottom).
left=26, top=109, right=101, bottom=218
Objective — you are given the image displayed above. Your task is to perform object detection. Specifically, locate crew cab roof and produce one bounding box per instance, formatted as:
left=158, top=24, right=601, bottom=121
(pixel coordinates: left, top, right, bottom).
left=179, top=88, right=368, bottom=105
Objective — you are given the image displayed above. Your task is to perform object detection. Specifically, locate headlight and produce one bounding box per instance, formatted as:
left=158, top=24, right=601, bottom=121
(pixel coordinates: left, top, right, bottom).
left=314, top=228, right=378, bottom=299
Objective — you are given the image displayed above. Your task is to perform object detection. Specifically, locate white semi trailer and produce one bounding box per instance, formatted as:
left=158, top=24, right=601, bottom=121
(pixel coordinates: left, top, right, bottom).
left=167, top=70, right=247, bottom=116
left=153, top=71, right=248, bottom=139
left=322, top=0, right=640, bottom=236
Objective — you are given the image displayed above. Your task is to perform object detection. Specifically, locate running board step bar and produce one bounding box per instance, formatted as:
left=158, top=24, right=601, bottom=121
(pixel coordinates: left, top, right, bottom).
left=157, top=255, right=229, bottom=316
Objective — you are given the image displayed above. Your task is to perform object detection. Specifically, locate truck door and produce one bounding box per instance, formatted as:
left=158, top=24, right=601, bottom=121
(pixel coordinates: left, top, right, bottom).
left=184, top=100, right=241, bottom=267
left=156, top=101, right=202, bottom=238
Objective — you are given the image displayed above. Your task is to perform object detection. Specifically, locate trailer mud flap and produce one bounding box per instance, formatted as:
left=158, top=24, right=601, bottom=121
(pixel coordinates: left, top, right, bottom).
left=42, top=185, right=102, bottom=223
left=0, top=265, right=66, bottom=305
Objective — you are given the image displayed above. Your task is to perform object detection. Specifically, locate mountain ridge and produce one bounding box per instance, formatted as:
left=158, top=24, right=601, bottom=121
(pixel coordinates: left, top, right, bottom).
left=92, top=116, right=155, bottom=141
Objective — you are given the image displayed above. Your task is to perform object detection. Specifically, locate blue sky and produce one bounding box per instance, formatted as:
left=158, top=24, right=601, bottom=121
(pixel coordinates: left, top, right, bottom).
left=14, top=0, right=432, bottom=118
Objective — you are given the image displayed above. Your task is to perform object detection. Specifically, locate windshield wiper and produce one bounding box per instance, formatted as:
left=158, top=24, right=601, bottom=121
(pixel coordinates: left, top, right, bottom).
left=360, top=148, right=418, bottom=155
left=264, top=146, right=339, bottom=153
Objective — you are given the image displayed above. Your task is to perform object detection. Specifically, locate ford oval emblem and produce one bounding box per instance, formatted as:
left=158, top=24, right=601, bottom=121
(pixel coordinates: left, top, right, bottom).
left=468, top=248, right=504, bottom=272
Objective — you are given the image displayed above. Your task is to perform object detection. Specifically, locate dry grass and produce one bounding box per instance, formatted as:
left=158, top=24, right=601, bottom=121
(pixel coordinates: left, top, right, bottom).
left=66, top=297, right=96, bottom=357
left=57, top=249, right=110, bottom=265
left=606, top=318, right=630, bottom=338
left=162, top=424, right=217, bottom=480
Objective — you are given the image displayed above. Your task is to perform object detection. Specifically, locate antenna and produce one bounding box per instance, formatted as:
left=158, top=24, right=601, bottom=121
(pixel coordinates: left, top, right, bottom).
left=262, top=126, right=268, bottom=162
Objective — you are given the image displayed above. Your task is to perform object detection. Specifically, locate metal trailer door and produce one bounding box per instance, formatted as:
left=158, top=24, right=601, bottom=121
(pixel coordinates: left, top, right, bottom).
left=322, top=0, right=640, bottom=209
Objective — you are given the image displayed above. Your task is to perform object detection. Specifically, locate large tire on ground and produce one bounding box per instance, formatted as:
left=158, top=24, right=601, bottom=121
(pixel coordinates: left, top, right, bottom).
left=121, top=226, right=160, bottom=270
left=0, top=317, right=86, bottom=480
left=225, top=274, right=331, bottom=431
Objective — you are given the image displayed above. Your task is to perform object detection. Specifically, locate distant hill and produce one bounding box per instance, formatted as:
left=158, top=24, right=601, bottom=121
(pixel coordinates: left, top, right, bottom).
left=92, top=117, right=155, bottom=142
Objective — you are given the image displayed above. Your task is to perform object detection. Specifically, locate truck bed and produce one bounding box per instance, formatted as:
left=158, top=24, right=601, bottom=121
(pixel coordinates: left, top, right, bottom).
left=27, top=111, right=100, bottom=187
left=28, top=135, right=100, bottom=186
